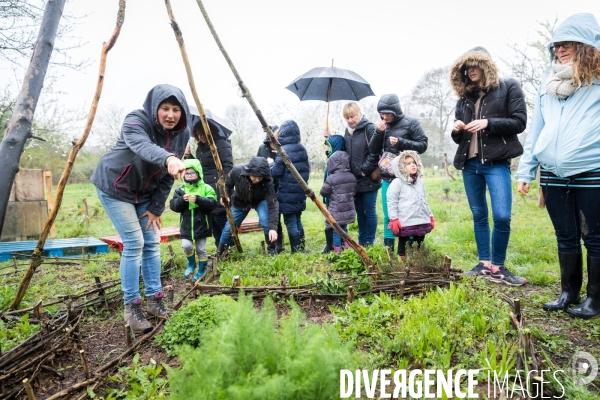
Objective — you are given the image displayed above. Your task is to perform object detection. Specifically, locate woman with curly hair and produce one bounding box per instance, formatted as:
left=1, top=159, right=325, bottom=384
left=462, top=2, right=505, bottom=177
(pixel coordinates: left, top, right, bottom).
left=517, top=13, right=600, bottom=319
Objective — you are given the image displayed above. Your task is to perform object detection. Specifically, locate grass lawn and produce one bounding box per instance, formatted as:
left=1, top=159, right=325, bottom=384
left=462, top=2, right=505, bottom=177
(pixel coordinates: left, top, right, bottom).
left=1, top=170, right=598, bottom=398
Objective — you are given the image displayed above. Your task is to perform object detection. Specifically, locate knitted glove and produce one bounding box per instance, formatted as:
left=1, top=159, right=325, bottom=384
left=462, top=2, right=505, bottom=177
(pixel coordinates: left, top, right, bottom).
left=388, top=218, right=402, bottom=236
left=430, top=216, right=435, bottom=230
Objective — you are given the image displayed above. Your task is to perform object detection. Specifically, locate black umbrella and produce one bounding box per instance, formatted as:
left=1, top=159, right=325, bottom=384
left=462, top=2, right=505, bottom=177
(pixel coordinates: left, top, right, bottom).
left=189, top=106, right=233, bottom=139
left=285, top=63, right=375, bottom=131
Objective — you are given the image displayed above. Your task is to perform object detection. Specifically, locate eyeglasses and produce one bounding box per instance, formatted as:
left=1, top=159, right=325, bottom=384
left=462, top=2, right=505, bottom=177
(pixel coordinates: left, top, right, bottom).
left=184, top=172, right=198, bottom=177
left=551, top=41, right=575, bottom=52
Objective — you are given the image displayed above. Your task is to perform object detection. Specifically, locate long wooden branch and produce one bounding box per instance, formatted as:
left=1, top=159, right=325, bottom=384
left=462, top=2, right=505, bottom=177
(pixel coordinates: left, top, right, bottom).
left=195, top=0, right=373, bottom=267
left=163, top=0, right=241, bottom=252
left=10, top=1, right=127, bottom=310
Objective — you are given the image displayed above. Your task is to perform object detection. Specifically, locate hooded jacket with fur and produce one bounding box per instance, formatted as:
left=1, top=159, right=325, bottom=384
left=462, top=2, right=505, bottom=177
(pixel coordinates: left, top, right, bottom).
left=169, top=159, right=218, bottom=241
left=225, top=157, right=279, bottom=231
left=450, top=48, right=527, bottom=170
left=386, top=151, right=433, bottom=231
left=91, top=84, right=190, bottom=215
left=369, top=94, right=429, bottom=180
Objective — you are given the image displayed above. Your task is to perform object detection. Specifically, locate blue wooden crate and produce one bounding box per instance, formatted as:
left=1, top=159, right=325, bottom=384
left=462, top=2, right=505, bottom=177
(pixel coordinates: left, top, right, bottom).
left=0, top=237, right=109, bottom=262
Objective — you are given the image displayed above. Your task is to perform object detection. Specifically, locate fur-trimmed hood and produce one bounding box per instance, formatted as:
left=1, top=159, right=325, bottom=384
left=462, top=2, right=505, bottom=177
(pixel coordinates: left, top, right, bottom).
left=391, top=150, right=424, bottom=183
left=450, top=47, right=499, bottom=97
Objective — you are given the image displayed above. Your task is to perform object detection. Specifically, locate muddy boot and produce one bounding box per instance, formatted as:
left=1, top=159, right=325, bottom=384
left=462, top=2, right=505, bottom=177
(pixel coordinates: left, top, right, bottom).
left=217, top=242, right=228, bottom=257
left=543, top=252, right=582, bottom=311
left=146, top=293, right=168, bottom=320
left=184, top=253, right=196, bottom=279
left=321, top=228, right=334, bottom=254
left=276, top=222, right=285, bottom=253
left=194, top=259, right=208, bottom=281
left=124, top=299, right=152, bottom=334
left=567, top=255, right=600, bottom=319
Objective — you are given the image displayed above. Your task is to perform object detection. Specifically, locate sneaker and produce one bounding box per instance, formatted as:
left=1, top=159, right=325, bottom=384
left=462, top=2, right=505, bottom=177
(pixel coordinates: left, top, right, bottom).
left=124, top=299, right=153, bottom=333
left=465, top=263, right=493, bottom=277
left=489, top=266, right=527, bottom=286
left=146, top=293, right=168, bottom=319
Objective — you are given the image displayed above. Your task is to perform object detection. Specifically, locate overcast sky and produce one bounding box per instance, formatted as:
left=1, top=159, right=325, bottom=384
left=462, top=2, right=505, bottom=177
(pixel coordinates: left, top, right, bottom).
left=3, top=0, right=599, bottom=132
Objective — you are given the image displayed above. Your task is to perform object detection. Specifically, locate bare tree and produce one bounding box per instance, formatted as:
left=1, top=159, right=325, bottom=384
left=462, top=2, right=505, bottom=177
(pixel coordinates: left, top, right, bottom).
left=93, top=102, right=125, bottom=152
left=0, top=0, right=67, bottom=235
left=0, top=0, right=87, bottom=69
left=409, top=66, right=456, bottom=159
left=225, top=101, right=262, bottom=162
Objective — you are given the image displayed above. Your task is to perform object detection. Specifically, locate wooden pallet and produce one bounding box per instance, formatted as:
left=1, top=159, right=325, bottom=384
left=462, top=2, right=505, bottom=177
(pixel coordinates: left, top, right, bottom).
left=0, top=237, right=109, bottom=261
left=101, top=227, right=181, bottom=252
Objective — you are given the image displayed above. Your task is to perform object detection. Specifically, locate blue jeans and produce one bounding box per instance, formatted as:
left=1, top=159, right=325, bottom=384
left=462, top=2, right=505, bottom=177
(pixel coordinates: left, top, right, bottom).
left=462, top=158, right=512, bottom=265
left=220, top=201, right=269, bottom=245
left=354, top=189, right=379, bottom=245
left=96, top=188, right=162, bottom=304
left=382, top=180, right=395, bottom=240
left=542, top=184, right=600, bottom=257
left=283, top=212, right=304, bottom=236
left=333, top=225, right=348, bottom=247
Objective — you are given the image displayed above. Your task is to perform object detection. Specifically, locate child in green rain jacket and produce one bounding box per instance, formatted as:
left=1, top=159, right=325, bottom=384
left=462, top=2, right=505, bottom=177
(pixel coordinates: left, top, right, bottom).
left=170, top=159, right=217, bottom=281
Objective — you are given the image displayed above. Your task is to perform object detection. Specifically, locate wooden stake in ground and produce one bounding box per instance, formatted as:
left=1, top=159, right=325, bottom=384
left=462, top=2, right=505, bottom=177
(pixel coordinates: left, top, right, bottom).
left=163, top=0, right=242, bottom=252
left=194, top=0, right=374, bottom=268
left=10, top=1, right=127, bottom=310
left=0, top=0, right=68, bottom=235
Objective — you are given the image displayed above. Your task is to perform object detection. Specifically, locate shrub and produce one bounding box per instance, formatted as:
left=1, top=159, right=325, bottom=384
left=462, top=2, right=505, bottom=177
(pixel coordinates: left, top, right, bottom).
left=167, top=293, right=358, bottom=400
left=156, top=295, right=235, bottom=355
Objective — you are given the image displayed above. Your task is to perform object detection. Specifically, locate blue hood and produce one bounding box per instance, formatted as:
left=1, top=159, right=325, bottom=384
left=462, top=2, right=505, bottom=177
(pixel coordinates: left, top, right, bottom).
left=277, top=120, right=301, bottom=146
left=548, top=13, right=600, bottom=58
left=326, top=134, right=345, bottom=158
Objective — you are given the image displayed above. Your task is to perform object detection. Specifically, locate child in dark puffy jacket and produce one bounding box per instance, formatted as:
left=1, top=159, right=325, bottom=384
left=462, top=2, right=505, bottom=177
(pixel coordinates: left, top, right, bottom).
left=386, top=150, right=434, bottom=258
left=170, top=159, right=218, bottom=281
left=320, top=151, right=357, bottom=253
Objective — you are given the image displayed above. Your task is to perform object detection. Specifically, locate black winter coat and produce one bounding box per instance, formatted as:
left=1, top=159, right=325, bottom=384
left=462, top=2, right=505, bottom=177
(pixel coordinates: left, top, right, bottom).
left=169, top=186, right=218, bottom=240
left=226, top=157, right=279, bottom=231
left=343, top=117, right=381, bottom=193
left=320, top=151, right=356, bottom=225
left=369, top=94, right=428, bottom=181
left=257, top=137, right=280, bottom=192
left=195, top=137, right=233, bottom=201
left=451, top=78, right=526, bottom=170
left=270, top=120, right=310, bottom=214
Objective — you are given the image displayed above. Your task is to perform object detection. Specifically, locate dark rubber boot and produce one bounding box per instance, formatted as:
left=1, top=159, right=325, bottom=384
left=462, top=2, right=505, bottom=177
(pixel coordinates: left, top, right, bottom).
left=543, top=253, right=582, bottom=311
left=299, top=228, right=305, bottom=251
left=289, top=232, right=302, bottom=254
left=567, top=256, right=600, bottom=319
left=321, top=228, right=334, bottom=254
left=384, top=238, right=395, bottom=252
left=265, top=234, right=277, bottom=256
left=217, top=242, right=228, bottom=257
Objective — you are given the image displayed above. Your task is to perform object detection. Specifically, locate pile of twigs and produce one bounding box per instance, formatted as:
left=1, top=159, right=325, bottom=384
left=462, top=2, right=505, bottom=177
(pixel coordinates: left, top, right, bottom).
left=195, top=256, right=464, bottom=301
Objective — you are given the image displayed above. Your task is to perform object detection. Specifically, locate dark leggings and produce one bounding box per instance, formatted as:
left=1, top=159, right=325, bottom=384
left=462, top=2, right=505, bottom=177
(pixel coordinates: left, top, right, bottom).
left=397, top=235, right=425, bottom=256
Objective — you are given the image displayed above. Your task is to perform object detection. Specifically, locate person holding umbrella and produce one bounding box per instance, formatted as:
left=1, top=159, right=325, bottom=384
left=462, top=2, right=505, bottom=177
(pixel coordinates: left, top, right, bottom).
left=343, top=102, right=381, bottom=246
left=369, top=94, right=428, bottom=251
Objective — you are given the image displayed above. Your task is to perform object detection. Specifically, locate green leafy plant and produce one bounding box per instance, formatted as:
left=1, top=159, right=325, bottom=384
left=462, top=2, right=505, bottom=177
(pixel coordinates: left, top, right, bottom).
left=0, top=314, right=40, bottom=352
left=167, top=293, right=359, bottom=399
left=106, top=354, right=169, bottom=399
left=156, top=295, right=235, bottom=355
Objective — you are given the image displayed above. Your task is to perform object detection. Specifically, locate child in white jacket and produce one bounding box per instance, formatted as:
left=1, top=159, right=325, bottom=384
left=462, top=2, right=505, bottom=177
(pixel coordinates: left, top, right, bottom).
left=386, top=150, right=435, bottom=258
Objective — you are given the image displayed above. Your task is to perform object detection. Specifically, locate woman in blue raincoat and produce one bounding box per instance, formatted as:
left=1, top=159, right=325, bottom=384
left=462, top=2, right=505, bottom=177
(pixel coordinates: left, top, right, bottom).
left=516, top=13, right=600, bottom=319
